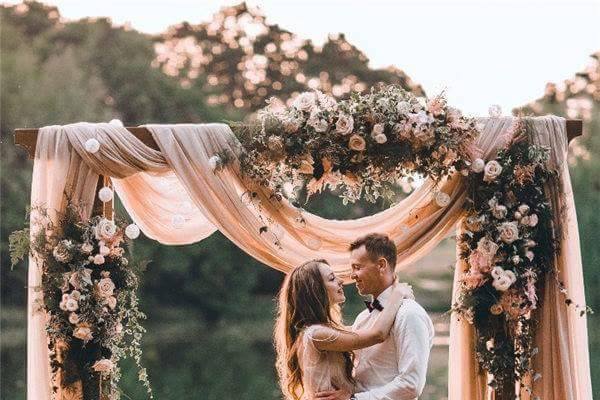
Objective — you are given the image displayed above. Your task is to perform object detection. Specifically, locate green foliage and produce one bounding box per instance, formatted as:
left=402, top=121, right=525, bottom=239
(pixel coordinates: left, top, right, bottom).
left=8, top=228, right=29, bottom=269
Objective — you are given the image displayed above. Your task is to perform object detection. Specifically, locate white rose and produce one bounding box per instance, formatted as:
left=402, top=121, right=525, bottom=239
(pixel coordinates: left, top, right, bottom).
left=99, top=245, right=110, bottom=256
left=374, top=134, right=388, bottom=144
left=93, top=254, right=105, bottom=265
left=498, top=221, right=519, bottom=244
left=518, top=204, right=530, bottom=214
left=483, top=160, right=503, bottom=182
left=92, top=359, right=114, bottom=373
left=94, top=218, right=117, bottom=241
left=335, top=114, right=354, bottom=135
left=471, top=158, right=485, bottom=173
left=308, top=111, right=328, bottom=132
left=293, top=92, right=316, bottom=112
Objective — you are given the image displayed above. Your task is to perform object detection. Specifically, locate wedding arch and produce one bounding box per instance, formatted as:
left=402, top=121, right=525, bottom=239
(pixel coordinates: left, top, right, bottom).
left=13, top=86, right=592, bottom=400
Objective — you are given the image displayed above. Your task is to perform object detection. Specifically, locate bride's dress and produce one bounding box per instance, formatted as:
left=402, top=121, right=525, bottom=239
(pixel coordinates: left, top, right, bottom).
left=297, top=325, right=355, bottom=399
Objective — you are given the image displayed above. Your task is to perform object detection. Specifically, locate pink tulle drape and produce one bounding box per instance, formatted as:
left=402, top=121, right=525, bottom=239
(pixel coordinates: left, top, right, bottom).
left=26, top=117, right=591, bottom=399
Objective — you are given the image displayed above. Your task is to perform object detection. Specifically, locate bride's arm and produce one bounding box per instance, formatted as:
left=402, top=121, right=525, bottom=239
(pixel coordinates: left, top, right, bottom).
left=311, top=283, right=412, bottom=352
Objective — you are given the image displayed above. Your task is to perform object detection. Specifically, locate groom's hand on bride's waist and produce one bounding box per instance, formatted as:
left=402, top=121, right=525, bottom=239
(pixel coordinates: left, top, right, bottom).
left=313, top=388, right=352, bottom=400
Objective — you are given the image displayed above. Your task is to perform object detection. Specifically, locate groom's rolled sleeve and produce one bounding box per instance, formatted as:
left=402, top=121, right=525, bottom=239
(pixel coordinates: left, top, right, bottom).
left=355, top=310, right=433, bottom=400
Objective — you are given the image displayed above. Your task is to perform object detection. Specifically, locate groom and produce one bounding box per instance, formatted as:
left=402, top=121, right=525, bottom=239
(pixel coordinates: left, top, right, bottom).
left=316, top=233, right=435, bottom=400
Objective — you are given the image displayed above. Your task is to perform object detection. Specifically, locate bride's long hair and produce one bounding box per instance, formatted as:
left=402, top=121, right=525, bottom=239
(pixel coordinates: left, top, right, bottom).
left=274, top=259, right=354, bottom=400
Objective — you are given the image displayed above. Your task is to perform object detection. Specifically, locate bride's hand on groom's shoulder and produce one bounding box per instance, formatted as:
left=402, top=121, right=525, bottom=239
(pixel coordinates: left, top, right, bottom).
left=392, top=281, right=415, bottom=300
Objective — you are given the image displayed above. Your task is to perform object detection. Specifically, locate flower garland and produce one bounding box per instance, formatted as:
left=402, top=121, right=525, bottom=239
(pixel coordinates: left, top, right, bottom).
left=232, top=85, right=479, bottom=204
left=10, top=205, right=152, bottom=400
left=453, top=119, right=557, bottom=395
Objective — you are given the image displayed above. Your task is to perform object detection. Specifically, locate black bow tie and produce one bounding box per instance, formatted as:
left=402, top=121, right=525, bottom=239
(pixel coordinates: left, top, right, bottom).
left=364, top=299, right=384, bottom=313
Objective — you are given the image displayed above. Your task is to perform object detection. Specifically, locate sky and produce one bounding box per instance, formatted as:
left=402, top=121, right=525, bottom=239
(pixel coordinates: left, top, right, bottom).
left=6, top=0, right=599, bottom=116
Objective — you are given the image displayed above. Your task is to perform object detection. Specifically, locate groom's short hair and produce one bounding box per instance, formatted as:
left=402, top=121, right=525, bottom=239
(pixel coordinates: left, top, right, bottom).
left=349, top=233, right=397, bottom=270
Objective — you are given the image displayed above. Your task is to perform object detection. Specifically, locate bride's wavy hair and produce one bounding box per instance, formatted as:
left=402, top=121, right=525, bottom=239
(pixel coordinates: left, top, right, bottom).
left=274, top=259, right=354, bottom=400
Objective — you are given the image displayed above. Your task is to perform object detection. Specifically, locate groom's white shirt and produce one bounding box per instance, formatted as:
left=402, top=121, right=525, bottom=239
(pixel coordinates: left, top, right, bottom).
left=352, top=286, right=434, bottom=400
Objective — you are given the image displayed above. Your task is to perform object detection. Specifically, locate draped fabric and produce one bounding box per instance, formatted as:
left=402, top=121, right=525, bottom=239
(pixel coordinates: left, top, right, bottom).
left=26, top=116, right=591, bottom=399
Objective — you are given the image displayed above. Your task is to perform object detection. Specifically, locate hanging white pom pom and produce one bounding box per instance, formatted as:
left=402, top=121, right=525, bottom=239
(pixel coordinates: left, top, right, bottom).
left=471, top=158, right=485, bottom=173
left=488, top=104, right=502, bottom=118
left=109, top=119, right=124, bottom=127
left=306, top=237, right=322, bottom=250
left=125, top=224, right=140, bottom=239
left=208, top=155, right=222, bottom=172
left=171, top=214, right=185, bottom=229
left=85, top=138, right=100, bottom=153
left=98, top=187, right=113, bottom=203
left=181, top=201, right=193, bottom=213
left=435, top=191, right=451, bottom=207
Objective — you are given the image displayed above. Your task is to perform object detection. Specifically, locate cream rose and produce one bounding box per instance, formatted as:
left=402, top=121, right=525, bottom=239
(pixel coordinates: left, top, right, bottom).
left=498, top=221, right=519, bottom=244
left=308, top=113, right=328, bottom=132
left=483, top=160, right=503, bottom=182
left=335, top=114, right=354, bottom=135
left=94, top=218, right=117, bottom=241
left=348, top=134, right=366, bottom=151
left=93, top=254, right=105, bottom=265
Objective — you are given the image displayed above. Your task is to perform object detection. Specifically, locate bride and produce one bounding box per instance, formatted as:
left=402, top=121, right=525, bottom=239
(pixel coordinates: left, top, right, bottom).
left=274, top=259, right=412, bottom=400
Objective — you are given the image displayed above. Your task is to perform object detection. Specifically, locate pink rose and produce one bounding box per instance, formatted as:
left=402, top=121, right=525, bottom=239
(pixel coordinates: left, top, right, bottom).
left=468, top=250, right=492, bottom=273
left=348, top=134, right=366, bottom=151
left=73, top=323, right=93, bottom=342
left=97, top=278, right=115, bottom=298
left=498, top=221, right=519, bottom=244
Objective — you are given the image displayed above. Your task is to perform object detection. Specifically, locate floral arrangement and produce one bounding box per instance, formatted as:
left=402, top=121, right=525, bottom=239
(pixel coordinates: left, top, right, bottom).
left=231, top=85, right=480, bottom=204
left=10, top=205, right=152, bottom=400
left=452, top=119, right=557, bottom=395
